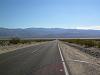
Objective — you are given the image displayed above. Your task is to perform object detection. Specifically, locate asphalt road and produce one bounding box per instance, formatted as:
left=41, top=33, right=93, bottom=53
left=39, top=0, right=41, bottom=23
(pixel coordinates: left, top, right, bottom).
left=0, top=40, right=66, bottom=75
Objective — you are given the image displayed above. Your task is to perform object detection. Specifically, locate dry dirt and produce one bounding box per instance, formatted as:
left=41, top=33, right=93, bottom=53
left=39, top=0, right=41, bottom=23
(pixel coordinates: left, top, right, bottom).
left=59, top=42, right=100, bottom=75
left=0, top=42, right=47, bottom=54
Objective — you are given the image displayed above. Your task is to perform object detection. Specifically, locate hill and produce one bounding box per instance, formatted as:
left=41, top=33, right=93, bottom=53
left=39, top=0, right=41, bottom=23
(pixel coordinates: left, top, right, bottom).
left=0, top=28, right=100, bottom=38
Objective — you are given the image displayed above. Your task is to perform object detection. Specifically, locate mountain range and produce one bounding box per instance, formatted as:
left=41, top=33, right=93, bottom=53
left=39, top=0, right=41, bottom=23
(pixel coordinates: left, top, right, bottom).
left=0, top=28, right=100, bottom=38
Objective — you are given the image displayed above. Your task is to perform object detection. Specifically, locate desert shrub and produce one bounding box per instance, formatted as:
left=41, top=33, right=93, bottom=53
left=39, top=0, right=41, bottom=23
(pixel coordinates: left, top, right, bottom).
left=97, top=42, right=100, bottom=48
left=0, top=40, right=9, bottom=46
left=61, top=39, right=96, bottom=47
left=9, top=37, right=20, bottom=44
left=20, top=40, right=32, bottom=44
left=83, top=40, right=95, bottom=47
left=0, top=40, right=5, bottom=46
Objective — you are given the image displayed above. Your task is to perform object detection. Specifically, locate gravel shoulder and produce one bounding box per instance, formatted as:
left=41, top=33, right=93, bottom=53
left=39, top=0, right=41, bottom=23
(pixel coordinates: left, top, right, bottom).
left=59, top=41, right=100, bottom=75
left=0, top=42, right=47, bottom=54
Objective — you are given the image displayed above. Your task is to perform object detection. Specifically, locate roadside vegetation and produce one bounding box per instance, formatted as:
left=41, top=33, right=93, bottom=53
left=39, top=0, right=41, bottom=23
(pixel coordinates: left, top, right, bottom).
left=0, top=37, right=52, bottom=46
left=61, top=39, right=100, bottom=48
left=61, top=39, right=100, bottom=58
left=0, top=38, right=53, bottom=54
left=98, top=42, right=100, bottom=48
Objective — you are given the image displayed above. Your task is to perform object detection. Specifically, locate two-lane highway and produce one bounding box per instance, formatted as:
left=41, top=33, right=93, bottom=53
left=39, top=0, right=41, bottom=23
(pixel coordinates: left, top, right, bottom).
left=0, top=40, right=68, bottom=75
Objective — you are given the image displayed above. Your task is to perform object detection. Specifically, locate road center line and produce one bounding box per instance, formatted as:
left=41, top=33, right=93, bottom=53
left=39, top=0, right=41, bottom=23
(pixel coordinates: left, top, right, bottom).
left=32, top=48, right=40, bottom=53
left=58, top=43, right=69, bottom=75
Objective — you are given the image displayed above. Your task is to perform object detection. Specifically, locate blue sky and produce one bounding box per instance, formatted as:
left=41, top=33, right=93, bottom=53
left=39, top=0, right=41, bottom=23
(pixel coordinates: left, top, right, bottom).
left=0, top=0, right=100, bottom=29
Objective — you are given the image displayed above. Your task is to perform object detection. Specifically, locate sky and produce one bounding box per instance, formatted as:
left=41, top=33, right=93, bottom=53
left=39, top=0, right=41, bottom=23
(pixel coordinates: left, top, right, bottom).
left=0, top=0, right=100, bottom=29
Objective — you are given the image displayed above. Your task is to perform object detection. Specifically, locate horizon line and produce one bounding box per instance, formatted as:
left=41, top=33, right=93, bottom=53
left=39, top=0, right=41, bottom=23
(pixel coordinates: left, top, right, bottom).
left=0, top=27, right=100, bottom=30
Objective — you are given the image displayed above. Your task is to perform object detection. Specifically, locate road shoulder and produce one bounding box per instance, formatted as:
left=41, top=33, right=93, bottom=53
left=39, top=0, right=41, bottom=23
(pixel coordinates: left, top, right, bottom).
left=59, top=41, right=100, bottom=75
left=0, top=42, right=47, bottom=54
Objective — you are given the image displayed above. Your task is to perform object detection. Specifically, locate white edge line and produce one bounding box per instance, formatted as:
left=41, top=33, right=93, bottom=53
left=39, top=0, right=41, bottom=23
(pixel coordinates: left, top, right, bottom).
left=58, top=43, right=69, bottom=75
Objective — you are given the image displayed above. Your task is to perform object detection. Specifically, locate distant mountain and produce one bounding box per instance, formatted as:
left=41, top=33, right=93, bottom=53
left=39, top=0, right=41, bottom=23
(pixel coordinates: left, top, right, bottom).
left=0, top=28, right=100, bottom=38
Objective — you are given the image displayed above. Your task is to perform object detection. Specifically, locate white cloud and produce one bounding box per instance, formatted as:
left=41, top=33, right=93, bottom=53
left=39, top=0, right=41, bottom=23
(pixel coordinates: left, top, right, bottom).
left=76, top=26, right=100, bottom=30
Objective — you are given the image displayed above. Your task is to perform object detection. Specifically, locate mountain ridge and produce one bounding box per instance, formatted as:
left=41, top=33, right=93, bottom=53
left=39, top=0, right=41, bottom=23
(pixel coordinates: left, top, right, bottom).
left=0, top=27, right=100, bottom=38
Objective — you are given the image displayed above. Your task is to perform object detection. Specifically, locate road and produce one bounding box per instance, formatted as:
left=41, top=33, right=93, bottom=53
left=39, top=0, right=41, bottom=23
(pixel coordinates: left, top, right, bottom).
left=0, top=40, right=68, bottom=75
